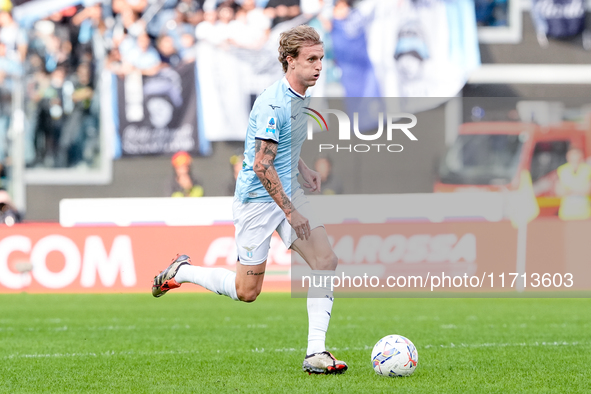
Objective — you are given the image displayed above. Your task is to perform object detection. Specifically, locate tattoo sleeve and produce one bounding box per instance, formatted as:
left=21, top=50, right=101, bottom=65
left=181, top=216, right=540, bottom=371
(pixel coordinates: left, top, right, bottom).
left=253, top=139, right=293, bottom=214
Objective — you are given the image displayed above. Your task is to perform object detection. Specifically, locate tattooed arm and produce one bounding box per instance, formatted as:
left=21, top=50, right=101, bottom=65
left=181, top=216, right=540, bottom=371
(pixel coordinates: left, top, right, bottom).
left=253, top=139, right=311, bottom=240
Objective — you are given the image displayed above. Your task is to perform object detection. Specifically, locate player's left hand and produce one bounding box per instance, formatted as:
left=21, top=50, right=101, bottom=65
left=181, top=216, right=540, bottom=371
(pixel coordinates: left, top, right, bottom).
left=302, top=168, right=321, bottom=193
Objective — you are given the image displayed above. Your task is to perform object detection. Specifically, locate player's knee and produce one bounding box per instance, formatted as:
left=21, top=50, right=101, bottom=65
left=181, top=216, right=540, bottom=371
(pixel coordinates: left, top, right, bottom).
left=236, top=288, right=260, bottom=303
left=316, top=252, right=338, bottom=271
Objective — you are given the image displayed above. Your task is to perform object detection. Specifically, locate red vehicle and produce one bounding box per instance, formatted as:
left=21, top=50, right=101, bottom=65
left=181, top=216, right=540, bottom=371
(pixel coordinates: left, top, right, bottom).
left=434, top=121, right=591, bottom=216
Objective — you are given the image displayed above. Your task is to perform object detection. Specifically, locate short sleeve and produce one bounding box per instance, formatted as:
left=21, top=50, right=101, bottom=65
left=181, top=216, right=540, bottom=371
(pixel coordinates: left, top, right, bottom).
left=254, top=101, right=282, bottom=143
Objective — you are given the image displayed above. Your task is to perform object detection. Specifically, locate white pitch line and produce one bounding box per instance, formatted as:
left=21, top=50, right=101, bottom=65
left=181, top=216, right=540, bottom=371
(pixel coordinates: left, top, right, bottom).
left=0, top=324, right=192, bottom=332
left=251, top=341, right=589, bottom=353
left=4, top=341, right=589, bottom=360
left=422, top=341, right=589, bottom=349
left=3, top=349, right=199, bottom=360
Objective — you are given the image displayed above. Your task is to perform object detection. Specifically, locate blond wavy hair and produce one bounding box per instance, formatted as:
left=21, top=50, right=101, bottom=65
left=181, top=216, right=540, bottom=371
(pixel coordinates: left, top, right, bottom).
left=278, top=25, right=323, bottom=73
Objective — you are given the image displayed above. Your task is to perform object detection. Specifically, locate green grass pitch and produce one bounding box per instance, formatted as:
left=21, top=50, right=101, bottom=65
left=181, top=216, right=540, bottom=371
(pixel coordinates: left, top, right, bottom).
left=1, top=293, right=589, bottom=393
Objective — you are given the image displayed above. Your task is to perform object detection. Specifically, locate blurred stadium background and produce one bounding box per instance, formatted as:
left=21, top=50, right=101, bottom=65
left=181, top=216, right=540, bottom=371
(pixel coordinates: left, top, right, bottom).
left=0, top=0, right=590, bottom=292
left=1, top=0, right=590, bottom=220
left=1, top=1, right=591, bottom=392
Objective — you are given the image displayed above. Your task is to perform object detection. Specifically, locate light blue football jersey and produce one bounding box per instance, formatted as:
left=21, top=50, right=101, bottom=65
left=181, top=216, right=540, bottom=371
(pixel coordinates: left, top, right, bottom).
left=235, top=78, right=310, bottom=203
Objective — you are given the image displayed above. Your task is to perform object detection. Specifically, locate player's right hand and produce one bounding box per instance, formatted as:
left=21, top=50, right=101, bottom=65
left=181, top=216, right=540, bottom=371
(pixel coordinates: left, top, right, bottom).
left=288, top=209, right=311, bottom=241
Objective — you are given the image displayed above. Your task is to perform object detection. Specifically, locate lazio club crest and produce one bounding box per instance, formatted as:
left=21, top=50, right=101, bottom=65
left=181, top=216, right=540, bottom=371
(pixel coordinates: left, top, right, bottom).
left=243, top=246, right=255, bottom=258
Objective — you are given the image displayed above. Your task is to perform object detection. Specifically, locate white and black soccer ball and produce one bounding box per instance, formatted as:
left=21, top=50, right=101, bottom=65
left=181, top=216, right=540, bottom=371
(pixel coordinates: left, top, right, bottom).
left=371, top=334, right=418, bottom=377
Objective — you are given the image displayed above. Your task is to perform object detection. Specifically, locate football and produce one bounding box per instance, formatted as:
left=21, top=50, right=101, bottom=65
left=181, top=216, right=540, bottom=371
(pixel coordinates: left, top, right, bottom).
left=371, top=335, right=419, bottom=377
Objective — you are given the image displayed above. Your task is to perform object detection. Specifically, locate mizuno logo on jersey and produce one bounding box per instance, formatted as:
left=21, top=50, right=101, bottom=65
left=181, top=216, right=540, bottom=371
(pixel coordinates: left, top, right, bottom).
left=269, top=104, right=280, bottom=110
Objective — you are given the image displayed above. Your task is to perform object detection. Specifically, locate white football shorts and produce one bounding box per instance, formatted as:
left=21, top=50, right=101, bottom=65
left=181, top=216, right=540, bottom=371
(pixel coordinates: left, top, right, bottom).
left=233, top=188, right=323, bottom=265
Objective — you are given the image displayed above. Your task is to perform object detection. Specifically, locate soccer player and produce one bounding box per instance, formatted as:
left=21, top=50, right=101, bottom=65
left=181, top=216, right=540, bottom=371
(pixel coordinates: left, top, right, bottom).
left=152, top=25, right=347, bottom=375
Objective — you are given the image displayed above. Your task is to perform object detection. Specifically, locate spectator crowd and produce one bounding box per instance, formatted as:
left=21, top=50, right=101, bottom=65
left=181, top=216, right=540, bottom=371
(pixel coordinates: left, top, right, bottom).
left=0, top=0, right=308, bottom=173
left=105, top=0, right=303, bottom=76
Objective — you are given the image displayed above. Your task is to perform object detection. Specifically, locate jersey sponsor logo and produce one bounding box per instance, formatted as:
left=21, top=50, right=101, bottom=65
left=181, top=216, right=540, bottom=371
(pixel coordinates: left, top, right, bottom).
left=265, top=117, right=276, bottom=134
left=269, top=104, right=281, bottom=110
left=291, top=114, right=298, bottom=120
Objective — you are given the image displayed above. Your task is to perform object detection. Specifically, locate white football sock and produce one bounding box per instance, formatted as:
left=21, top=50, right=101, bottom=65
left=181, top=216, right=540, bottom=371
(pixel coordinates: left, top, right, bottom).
left=306, top=270, right=335, bottom=355
left=175, top=265, right=239, bottom=301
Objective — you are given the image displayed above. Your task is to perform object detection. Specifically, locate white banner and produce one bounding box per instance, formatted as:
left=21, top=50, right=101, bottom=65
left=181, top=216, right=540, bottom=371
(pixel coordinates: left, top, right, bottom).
left=196, top=15, right=313, bottom=141
left=365, top=0, right=480, bottom=100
